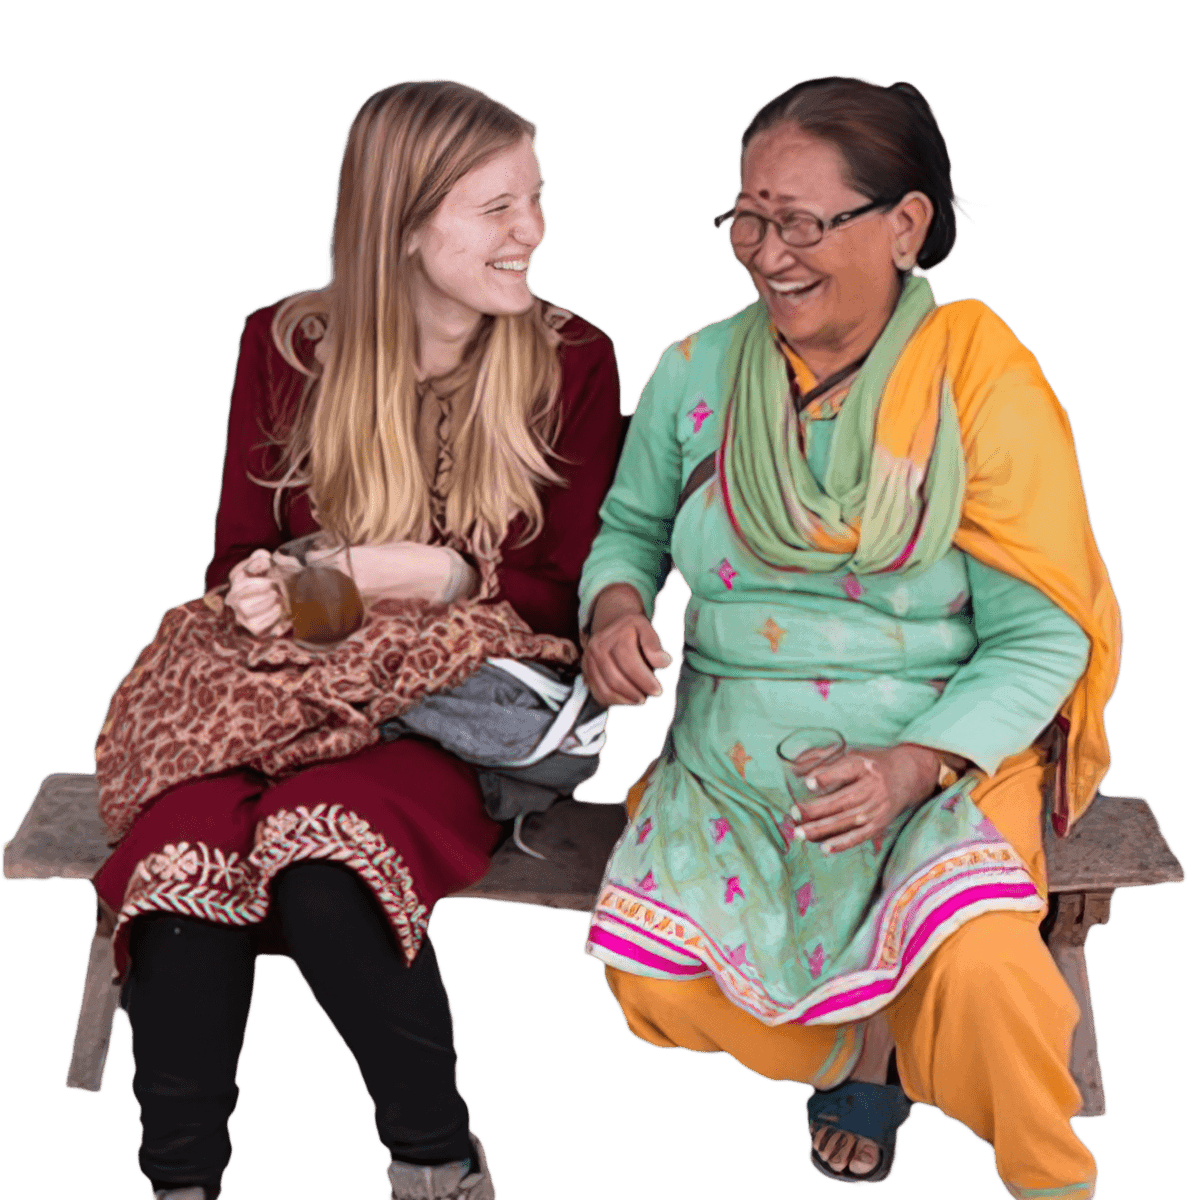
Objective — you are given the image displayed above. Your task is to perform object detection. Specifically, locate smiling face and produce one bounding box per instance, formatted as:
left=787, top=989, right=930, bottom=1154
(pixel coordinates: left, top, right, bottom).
left=736, top=124, right=930, bottom=374
left=408, top=136, right=544, bottom=326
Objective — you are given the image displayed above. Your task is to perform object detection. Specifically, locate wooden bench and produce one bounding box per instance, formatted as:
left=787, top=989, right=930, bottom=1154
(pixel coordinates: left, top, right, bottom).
left=4, top=774, right=1182, bottom=1115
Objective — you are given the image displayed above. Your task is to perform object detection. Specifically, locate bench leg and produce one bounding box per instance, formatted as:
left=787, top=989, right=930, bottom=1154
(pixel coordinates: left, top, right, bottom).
left=1044, top=890, right=1111, bottom=1117
left=66, top=926, right=121, bottom=1091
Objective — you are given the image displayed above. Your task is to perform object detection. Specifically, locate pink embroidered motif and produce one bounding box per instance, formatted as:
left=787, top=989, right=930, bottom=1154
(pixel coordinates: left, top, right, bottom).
left=713, top=559, right=738, bottom=590
left=724, top=876, right=745, bottom=903
left=795, top=881, right=814, bottom=917
left=637, top=870, right=657, bottom=892
left=636, top=818, right=653, bottom=844
left=842, top=575, right=864, bottom=601
left=804, top=943, right=826, bottom=979
left=711, top=817, right=731, bottom=844
left=941, top=793, right=961, bottom=812
left=813, top=679, right=831, bottom=700
left=779, top=813, right=799, bottom=845
left=726, top=942, right=749, bottom=967
left=688, top=399, right=714, bottom=433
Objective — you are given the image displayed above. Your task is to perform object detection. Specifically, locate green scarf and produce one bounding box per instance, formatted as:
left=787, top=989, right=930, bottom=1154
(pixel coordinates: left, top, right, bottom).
left=719, top=274, right=966, bottom=576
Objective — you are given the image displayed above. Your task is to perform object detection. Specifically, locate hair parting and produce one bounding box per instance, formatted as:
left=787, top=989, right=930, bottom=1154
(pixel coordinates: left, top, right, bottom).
left=742, top=76, right=956, bottom=269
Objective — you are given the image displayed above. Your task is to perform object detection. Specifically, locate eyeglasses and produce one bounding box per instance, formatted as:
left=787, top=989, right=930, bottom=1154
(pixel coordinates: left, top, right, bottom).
left=714, top=197, right=899, bottom=251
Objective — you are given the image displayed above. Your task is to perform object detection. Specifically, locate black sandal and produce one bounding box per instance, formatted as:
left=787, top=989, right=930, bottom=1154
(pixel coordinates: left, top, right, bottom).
left=807, top=1054, right=912, bottom=1183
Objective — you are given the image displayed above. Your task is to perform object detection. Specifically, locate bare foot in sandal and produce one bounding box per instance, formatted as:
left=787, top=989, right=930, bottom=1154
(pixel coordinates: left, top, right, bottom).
left=811, top=1011, right=894, bottom=1176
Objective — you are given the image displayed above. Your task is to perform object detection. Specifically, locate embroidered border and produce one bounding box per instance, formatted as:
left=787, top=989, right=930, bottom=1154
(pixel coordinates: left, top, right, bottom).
left=115, top=804, right=428, bottom=964
left=586, top=840, right=1042, bottom=1026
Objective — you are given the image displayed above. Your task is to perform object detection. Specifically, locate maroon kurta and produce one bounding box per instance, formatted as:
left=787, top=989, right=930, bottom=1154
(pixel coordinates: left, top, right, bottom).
left=94, top=301, right=622, bottom=974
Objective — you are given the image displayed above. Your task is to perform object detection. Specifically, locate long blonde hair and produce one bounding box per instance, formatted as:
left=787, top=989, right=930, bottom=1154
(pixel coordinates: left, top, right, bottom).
left=268, top=82, right=564, bottom=557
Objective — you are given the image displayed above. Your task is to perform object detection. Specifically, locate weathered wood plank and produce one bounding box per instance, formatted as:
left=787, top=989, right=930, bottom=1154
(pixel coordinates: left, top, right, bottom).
left=66, top=929, right=122, bottom=1091
left=1, top=775, right=628, bottom=901
left=1049, top=941, right=1103, bottom=1116
left=1045, top=797, right=1183, bottom=892
left=4, top=774, right=110, bottom=879
left=1043, top=891, right=1113, bottom=1117
left=455, top=800, right=628, bottom=909
left=6, top=776, right=1184, bottom=897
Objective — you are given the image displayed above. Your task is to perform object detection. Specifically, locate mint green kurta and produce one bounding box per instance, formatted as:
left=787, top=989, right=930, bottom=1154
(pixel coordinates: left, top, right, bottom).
left=581, top=310, right=1089, bottom=1026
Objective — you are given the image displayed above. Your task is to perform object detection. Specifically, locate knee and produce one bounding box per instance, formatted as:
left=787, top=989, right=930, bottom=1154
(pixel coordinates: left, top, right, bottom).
left=605, top=967, right=694, bottom=1049
left=932, top=913, right=1078, bottom=1024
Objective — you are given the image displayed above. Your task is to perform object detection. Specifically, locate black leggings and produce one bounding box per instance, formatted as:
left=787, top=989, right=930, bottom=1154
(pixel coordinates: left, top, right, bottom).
left=124, top=861, right=472, bottom=1195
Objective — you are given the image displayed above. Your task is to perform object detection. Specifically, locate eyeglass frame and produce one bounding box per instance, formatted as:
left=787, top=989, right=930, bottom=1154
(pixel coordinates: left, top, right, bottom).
left=713, top=196, right=902, bottom=251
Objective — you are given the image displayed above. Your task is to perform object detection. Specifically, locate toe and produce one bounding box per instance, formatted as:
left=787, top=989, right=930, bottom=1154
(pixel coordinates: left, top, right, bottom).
left=827, top=1132, right=855, bottom=1172
left=812, top=1125, right=835, bottom=1162
left=847, top=1138, right=881, bottom=1176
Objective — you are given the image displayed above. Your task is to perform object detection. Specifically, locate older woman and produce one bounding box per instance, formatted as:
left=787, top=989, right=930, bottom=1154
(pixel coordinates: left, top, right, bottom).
left=580, top=78, right=1117, bottom=1199
left=92, top=82, right=622, bottom=1200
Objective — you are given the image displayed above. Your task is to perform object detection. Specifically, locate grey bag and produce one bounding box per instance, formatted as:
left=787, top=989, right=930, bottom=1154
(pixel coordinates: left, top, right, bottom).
left=378, top=659, right=607, bottom=824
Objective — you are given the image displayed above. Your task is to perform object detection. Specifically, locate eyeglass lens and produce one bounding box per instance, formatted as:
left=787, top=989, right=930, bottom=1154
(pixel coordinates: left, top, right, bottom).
left=729, top=212, right=823, bottom=249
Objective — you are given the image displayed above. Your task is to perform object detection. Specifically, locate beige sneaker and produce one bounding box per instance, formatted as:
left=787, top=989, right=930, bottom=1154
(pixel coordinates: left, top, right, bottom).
left=387, top=1134, right=494, bottom=1200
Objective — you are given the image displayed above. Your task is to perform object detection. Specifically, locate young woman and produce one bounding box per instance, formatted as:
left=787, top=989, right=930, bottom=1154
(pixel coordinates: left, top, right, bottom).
left=92, top=81, right=622, bottom=1200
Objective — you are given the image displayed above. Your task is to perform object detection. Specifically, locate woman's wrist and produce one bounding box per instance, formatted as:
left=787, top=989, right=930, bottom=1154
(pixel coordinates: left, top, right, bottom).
left=589, top=583, right=645, bottom=635
left=899, top=743, right=967, bottom=794
left=897, top=743, right=943, bottom=799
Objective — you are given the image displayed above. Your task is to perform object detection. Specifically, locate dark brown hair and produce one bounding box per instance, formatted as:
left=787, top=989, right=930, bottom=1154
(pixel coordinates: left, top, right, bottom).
left=743, top=77, right=955, bottom=269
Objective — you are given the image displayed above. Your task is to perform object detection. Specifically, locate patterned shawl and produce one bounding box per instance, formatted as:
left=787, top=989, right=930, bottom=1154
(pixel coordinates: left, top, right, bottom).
left=96, top=593, right=578, bottom=841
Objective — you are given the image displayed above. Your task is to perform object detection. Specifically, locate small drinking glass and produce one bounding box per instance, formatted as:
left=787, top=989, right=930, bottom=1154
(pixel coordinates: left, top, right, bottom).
left=285, top=566, right=365, bottom=651
left=273, top=537, right=366, bottom=652
left=777, top=727, right=847, bottom=822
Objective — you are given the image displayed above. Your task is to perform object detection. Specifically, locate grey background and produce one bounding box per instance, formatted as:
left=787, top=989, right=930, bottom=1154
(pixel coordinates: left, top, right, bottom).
left=2, top=2, right=1196, bottom=1197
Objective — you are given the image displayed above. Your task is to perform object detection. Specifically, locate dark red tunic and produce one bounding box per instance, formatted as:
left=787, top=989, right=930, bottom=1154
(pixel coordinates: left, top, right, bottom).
left=94, top=302, right=622, bottom=974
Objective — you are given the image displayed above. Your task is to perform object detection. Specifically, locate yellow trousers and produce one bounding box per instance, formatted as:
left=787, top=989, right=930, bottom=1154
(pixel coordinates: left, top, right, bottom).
left=605, top=748, right=1096, bottom=1200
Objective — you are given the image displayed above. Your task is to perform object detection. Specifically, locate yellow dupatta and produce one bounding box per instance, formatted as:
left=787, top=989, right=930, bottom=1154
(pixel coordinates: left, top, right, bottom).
left=870, top=300, right=1121, bottom=832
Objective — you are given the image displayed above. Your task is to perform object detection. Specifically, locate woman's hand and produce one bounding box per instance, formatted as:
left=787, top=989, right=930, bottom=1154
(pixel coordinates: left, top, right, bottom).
left=793, top=743, right=942, bottom=853
left=226, top=549, right=296, bottom=636
left=582, top=583, right=673, bottom=706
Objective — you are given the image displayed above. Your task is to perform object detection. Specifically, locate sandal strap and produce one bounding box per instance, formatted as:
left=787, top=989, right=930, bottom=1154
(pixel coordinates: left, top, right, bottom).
left=808, top=1080, right=912, bottom=1145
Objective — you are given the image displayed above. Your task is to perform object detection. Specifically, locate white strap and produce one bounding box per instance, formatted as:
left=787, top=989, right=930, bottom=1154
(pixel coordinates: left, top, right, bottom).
left=485, top=657, right=572, bottom=710
left=494, top=674, right=592, bottom=767
left=560, top=712, right=608, bottom=756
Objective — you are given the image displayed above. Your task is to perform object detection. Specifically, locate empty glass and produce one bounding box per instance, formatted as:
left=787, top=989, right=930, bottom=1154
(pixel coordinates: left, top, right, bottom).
left=776, top=727, right=847, bottom=821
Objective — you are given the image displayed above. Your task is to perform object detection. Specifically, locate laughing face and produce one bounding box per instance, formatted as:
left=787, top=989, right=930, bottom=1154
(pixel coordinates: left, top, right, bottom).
left=408, top=135, right=544, bottom=324
left=735, top=125, right=919, bottom=374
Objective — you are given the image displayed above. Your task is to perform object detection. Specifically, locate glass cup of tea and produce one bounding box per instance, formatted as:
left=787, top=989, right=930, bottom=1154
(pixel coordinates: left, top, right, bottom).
left=776, top=727, right=847, bottom=823
left=285, top=563, right=365, bottom=651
